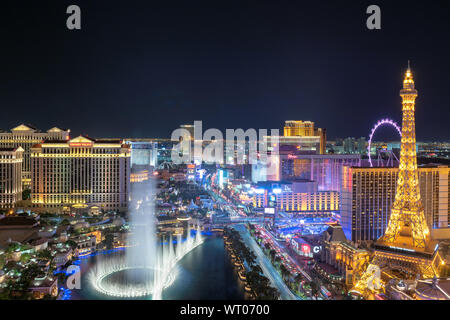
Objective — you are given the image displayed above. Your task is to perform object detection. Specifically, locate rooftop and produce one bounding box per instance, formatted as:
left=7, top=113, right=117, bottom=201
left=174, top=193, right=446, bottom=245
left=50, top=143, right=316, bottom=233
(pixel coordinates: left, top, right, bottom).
left=0, top=216, right=39, bottom=227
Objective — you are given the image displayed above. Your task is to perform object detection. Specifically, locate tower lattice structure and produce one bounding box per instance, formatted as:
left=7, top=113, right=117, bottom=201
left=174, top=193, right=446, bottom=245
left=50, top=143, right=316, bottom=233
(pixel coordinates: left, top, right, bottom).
left=352, top=66, right=438, bottom=298
left=379, top=65, right=430, bottom=249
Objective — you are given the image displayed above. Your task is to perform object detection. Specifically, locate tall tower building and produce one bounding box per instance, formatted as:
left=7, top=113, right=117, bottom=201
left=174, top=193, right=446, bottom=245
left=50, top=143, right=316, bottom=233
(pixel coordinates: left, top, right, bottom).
left=282, top=121, right=327, bottom=154
left=379, top=65, right=431, bottom=249
left=0, top=147, right=23, bottom=209
left=0, top=125, right=70, bottom=187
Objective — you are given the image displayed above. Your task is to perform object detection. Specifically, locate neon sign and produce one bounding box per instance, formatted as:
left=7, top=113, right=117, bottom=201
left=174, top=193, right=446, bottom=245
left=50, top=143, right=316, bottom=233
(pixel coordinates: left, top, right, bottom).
left=69, top=142, right=93, bottom=147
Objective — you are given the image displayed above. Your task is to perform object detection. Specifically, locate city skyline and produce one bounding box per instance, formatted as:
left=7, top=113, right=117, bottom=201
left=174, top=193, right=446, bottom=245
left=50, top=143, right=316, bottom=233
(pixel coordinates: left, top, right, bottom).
left=1, top=0, right=450, bottom=305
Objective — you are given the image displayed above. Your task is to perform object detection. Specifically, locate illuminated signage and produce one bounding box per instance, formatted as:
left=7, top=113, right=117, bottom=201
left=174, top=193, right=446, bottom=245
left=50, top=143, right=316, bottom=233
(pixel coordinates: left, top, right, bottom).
left=313, top=246, right=322, bottom=254
left=272, top=188, right=282, bottom=194
left=264, top=207, right=275, bottom=214
left=69, top=142, right=93, bottom=147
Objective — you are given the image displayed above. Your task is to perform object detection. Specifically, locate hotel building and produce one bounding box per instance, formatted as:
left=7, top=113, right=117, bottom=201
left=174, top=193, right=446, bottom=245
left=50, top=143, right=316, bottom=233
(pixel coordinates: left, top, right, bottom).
left=124, top=140, right=158, bottom=168
left=0, top=124, right=70, bottom=186
left=0, top=147, right=24, bottom=209
left=251, top=150, right=361, bottom=190
left=279, top=153, right=361, bottom=191
left=31, top=136, right=130, bottom=212
left=320, top=225, right=370, bottom=287
left=283, top=120, right=327, bottom=154
left=276, top=191, right=340, bottom=213
left=252, top=180, right=340, bottom=214
left=341, top=164, right=450, bottom=243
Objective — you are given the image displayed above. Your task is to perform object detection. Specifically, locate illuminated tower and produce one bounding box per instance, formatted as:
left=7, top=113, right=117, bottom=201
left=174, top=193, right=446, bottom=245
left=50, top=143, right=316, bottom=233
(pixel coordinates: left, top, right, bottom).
left=379, top=64, right=430, bottom=249
left=351, top=65, right=444, bottom=298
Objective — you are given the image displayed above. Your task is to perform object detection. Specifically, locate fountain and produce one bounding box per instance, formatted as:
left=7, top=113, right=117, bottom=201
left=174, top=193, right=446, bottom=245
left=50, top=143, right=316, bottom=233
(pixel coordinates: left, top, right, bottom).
left=88, top=177, right=203, bottom=299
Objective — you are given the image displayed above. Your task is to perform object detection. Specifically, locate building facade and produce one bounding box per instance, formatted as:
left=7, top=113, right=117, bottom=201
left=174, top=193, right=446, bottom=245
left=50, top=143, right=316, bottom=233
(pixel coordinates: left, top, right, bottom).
left=276, top=191, right=339, bottom=213
left=125, top=140, right=158, bottom=168
left=0, top=147, right=24, bottom=209
left=31, top=136, right=130, bottom=212
left=251, top=180, right=340, bottom=214
left=283, top=120, right=326, bottom=154
left=341, top=165, right=450, bottom=242
left=0, top=124, right=70, bottom=186
left=319, top=225, right=370, bottom=287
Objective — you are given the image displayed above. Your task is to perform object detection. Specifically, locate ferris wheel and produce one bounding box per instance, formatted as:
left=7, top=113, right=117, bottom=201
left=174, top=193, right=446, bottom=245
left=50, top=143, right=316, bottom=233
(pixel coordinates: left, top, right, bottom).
left=368, top=118, right=402, bottom=167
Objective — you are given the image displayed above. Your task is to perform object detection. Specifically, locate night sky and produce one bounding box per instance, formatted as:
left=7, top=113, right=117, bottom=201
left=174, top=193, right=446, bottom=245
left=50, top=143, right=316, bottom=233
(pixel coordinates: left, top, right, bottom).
left=2, top=1, right=450, bottom=141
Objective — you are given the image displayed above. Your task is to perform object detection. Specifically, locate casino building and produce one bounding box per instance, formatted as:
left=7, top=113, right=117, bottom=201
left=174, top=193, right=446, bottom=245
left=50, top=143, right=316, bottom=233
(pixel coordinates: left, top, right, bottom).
left=0, top=147, right=24, bottom=209
left=0, top=124, right=70, bottom=187
left=31, top=136, right=130, bottom=212
left=282, top=120, right=327, bottom=155
left=251, top=180, right=340, bottom=214
left=341, top=164, right=450, bottom=243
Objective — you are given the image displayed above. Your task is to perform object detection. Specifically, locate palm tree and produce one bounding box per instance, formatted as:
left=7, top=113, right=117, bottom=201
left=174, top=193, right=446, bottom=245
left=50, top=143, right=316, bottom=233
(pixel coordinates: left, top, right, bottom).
left=269, top=249, right=276, bottom=262
left=310, top=281, right=320, bottom=298
left=294, top=273, right=303, bottom=293
left=274, top=255, right=281, bottom=268
left=279, top=264, right=289, bottom=281
left=252, top=265, right=263, bottom=274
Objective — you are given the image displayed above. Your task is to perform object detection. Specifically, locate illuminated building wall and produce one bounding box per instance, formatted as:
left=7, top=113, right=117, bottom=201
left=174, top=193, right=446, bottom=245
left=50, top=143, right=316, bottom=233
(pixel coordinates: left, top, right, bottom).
left=341, top=165, right=450, bottom=242
left=31, top=136, right=130, bottom=211
left=0, top=125, right=70, bottom=187
left=283, top=120, right=326, bottom=154
left=130, top=170, right=149, bottom=183
left=0, top=147, right=23, bottom=208
left=265, top=135, right=322, bottom=155
left=280, top=154, right=361, bottom=192
left=321, top=236, right=370, bottom=286
left=276, top=191, right=339, bottom=212
left=252, top=182, right=339, bottom=213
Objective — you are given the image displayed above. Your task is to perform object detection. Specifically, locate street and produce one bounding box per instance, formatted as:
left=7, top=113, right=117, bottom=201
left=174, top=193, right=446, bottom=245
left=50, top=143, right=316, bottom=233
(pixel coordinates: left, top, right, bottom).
left=232, top=224, right=301, bottom=300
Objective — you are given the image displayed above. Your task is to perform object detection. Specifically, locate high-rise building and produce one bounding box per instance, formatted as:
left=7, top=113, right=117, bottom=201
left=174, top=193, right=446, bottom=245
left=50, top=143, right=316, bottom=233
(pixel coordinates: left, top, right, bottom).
left=343, top=137, right=356, bottom=154
left=341, top=165, right=450, bottom=242
left=125, top=140, right=158, bottom=168
left=251, top=180, right=340, bottom=214
left=357, top=137, right=367, bottom=155
left=279, top=153, right=361, bottom=191
left=0, top=147, right=24, bottom=209
left=180, top=124, right=195, bottom=140
left=31, top=136, right=130, bottom=212
left=284, top=120, right=315, bottom=136
left=282, top=120, right=327, bottom=154
left=0, top=124, right=70, bottom=187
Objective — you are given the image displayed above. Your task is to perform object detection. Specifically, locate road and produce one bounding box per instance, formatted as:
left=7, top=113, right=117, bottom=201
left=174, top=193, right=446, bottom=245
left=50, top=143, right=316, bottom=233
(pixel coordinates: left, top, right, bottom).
left=257, top=225, right=346, bottom=299
left=258, top=226, right=312, bottom=282
left=232, top=224, right=301, bottom=300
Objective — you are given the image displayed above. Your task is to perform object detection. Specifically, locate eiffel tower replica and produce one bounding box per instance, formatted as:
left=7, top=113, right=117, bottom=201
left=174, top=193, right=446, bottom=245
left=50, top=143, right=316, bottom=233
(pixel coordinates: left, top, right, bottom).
left=353, top=64, right=440, bottom=296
